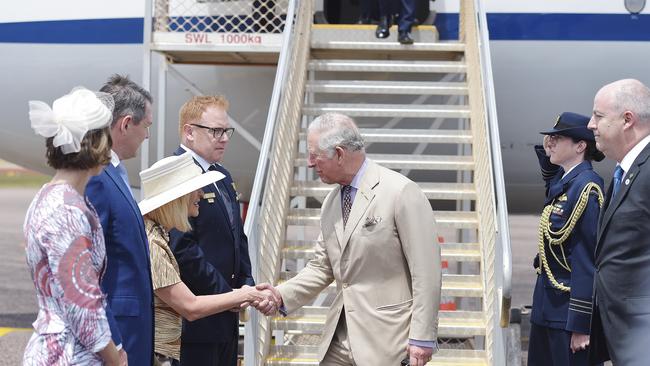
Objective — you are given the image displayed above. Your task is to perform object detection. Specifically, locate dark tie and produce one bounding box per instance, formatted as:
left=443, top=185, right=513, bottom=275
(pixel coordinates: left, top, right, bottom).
left=341, top=185, right=353, bottom=227
left=612, top=165, right=624, bottom=199
left=209, top=164, right=234, bottom=225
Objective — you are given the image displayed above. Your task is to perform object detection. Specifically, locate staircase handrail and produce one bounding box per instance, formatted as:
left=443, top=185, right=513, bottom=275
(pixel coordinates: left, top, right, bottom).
left=243, top=0, right=312, bottom=364
left=473, top=0, right=513, bottom=328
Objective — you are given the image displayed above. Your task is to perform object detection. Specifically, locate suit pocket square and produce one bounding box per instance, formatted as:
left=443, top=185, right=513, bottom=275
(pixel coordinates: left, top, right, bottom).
left=363, top=216, right=382, bottom=227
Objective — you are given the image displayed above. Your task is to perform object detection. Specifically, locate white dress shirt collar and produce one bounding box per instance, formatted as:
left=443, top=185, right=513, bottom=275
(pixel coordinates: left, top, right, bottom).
left=619, top=134, right=650, bottom=174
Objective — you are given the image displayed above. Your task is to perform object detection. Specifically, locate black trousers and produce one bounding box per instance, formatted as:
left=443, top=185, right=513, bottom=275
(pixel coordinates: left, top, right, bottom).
left=179, top=335, right=238, bottom=366
left=528, top=323, right=601, bottom=366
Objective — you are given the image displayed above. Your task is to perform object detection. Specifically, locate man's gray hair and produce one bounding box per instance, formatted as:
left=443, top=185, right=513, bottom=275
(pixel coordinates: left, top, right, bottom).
left=308, top=113, right=365, bottom=157
left=612, top=79, right=650, bottom=122
left=100, top=74, right=153, bottom=127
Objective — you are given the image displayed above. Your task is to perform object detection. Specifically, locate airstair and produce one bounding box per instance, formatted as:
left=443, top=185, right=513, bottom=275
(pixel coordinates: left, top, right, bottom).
left=244, top=1, right=512, bottom=365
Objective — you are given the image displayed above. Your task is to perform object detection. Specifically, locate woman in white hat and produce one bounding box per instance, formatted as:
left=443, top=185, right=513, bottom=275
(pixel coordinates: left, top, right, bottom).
left=139, top=152, right=267, bottom=366
left=23, top=88, right=123, bottom=365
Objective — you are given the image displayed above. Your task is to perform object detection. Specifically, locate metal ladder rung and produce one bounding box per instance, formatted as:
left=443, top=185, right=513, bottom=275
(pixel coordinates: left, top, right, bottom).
left=299, top=128, right=473, bottom=144
left=294, top=154, right=475, bottom=171
left=303, top=103, right=471, bottom=118
left=277, top=274, right=483, bottom=298
left=305, top=80, right=469, bottom=95
left=284, top=242, right=481, bottom=263
left=287, top=208, right=478, bottom=229
left=311, top=41, right=466, bottom=53
left=291, top=181, right=476, bottom=200
left=307, top=59, right=466, bottom=73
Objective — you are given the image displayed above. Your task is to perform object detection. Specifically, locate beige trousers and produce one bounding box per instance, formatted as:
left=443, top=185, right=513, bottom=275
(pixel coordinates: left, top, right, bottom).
left=320, top=313, right=355, bottom=366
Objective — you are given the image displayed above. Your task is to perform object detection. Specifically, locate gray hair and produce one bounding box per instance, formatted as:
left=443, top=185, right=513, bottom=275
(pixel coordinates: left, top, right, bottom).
left=100, top=74, right=153, bottom=127
left=308, top=113, right=365, bottom=157
left=611, top=79, right=650, bottom=122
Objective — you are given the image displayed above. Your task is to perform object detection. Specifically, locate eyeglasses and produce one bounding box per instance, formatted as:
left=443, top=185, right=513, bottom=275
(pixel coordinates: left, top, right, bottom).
left=190, top=124, right=235, bottom=140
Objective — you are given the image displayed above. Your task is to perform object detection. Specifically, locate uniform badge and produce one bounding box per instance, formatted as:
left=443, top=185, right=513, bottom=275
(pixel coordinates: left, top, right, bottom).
left=557, top=194, right=568, bottom=202
left=552, top=202, right=564, bottom=216
left=203, top=192, right=216, bottom=203
left=553, top=115, right=561, bottom=128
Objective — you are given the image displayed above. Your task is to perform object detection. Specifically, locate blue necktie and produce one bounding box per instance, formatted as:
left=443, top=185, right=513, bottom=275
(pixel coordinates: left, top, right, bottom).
left=117, top=163, right=134, bottom=198
left=209, top=164, right=234, bottom=225
left=612, top=165, right=624, bottom=199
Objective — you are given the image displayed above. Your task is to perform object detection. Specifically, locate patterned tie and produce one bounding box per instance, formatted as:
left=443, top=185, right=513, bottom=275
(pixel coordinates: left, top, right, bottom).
left=612, top=165, right=624, bottom=199
left=341, top=185, right=353, bottom=227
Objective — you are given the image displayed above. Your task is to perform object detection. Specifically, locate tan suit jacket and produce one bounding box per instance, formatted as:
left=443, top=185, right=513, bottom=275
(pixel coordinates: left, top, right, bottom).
left=278, top=160, right=441, bottom=365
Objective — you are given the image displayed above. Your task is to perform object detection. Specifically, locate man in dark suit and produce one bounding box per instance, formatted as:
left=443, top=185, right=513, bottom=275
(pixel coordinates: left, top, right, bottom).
left=86, top=74, right=154, bottom=366
left=170, top=95, right=255, bottom=366
left=375, top=0, right=416, bottom=44
left=587, top=79, right=650, bottom=365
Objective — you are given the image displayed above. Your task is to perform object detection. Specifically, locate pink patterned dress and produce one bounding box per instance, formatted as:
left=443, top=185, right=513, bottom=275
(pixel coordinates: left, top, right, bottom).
left=22, top=183, right=112, bottom=365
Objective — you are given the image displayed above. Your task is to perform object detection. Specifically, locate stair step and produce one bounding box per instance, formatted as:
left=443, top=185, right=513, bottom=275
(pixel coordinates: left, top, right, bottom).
left=278, top=273, right=483, bottom=298
left=303, top=103, right=470, bottom=119
left=299, top=128, right=473, bottom=144
left=295, top=154, right=474, bottom=171
left=308, top=59, right=466, bottom=73
left=287, top=208, right=478, bottom=229
left=284, top=241, right=481, bottom=262
left=291, top=182, right=476, bottom=200
left=305, top=80, right=469, bottom=95
left=272, top=308, right=485, bottom=337
left=266, top=347, right=487, bottom=366
left=311, top=40, right=466, bottom=53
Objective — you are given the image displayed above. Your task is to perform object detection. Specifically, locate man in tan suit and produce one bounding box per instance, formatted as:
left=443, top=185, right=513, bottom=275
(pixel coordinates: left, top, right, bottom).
left=262, top=113, right=441, bottom=366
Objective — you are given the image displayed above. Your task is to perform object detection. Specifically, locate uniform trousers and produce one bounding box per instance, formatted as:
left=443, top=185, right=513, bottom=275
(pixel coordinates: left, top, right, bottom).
left=528, top=323, right=601, bottom=366
left=320, top=313, right=355, bottom=366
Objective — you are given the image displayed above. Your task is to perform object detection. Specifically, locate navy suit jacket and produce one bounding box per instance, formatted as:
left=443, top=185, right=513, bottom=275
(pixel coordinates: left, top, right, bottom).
left=170, top=146, right=255, bottom=343
left=530, top=146, right=603, bottom=334
left=86, top=164, right=154, bottom=365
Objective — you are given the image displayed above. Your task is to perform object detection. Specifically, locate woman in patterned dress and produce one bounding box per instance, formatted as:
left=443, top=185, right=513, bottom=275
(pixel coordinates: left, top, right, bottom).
left=22, top=88, right=123, bottom=366
left=138, top=153, right=270, bottom=365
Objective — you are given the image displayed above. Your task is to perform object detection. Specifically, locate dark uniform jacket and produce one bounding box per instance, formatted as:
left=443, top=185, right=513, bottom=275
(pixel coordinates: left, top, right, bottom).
left=531, top=146, right=603, bottom=334
left=169, top=146, right=255, bottom=343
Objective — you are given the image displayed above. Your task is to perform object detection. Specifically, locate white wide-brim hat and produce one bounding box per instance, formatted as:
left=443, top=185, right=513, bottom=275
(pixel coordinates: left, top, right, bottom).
left=138, top=152, right=224, bottom=215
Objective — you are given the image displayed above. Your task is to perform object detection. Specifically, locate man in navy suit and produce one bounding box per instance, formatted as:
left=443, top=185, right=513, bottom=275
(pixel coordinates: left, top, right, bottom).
left=170, top=95, right=255, bottom=366
left=86, top=75, right=154, bottom=366
left=587, top=79, right=650, bottom=365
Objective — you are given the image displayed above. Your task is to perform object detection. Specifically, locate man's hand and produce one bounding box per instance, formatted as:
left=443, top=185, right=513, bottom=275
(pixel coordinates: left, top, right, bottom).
left=253, top=283, right=282, bottom=315
left=570, top=332, right=590, bottom=353
left=407, top=344, right=432, bottom=366
left=118, top=349, right=128, bottom=366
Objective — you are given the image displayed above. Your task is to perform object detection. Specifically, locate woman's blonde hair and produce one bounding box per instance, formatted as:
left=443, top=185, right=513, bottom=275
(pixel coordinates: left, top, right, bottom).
left=146, top=193, right=192, bottom=232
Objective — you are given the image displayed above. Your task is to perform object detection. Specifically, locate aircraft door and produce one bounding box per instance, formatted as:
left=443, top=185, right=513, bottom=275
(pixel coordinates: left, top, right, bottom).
left=323, top=0, right=430, bottom=25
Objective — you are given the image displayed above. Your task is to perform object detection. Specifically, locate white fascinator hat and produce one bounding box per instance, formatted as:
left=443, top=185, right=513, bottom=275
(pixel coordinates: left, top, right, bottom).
left=28, top=87, right=114, bottom=154
left=138, top=152, right=224, bottom=215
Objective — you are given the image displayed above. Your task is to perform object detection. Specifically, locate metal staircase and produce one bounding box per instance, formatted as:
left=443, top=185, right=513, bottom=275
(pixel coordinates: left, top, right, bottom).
left=244, top=1, right=511, bottom=365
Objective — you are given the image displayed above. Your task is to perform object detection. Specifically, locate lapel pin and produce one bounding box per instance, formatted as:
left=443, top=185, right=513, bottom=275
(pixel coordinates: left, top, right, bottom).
left=625, top=179, right=630, bottom=185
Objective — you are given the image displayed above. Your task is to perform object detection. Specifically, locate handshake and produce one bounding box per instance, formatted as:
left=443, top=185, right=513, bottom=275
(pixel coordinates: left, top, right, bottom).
left=233, top=283, right=282, bottom=316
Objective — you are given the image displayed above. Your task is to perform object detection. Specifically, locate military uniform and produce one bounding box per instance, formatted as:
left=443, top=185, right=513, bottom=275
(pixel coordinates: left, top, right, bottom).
left=528, top=112, right=605, bottom=366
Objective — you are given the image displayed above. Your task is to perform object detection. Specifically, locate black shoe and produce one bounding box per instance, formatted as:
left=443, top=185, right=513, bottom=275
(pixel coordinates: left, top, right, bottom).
left=375, top=16, right=392, bottom=39
left=398, top=31, right=414, bottom=45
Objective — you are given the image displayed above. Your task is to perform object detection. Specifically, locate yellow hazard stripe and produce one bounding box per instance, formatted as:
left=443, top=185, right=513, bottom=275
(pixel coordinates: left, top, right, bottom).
left=0, top=327, right=31, bottom=337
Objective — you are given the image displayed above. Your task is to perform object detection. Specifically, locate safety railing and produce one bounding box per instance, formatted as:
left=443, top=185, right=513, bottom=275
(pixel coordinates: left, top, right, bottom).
left=460, top=0, right=510, bottom=364
left=474, top=0, right=513, bottom=331
left=242, top=0, right=312, bottom=364
left=152, top=0, right=289, bottom=50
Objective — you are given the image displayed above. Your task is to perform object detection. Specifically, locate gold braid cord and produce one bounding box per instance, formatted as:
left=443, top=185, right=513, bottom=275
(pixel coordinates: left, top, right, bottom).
left=537, top=182, right=604, bottom=292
